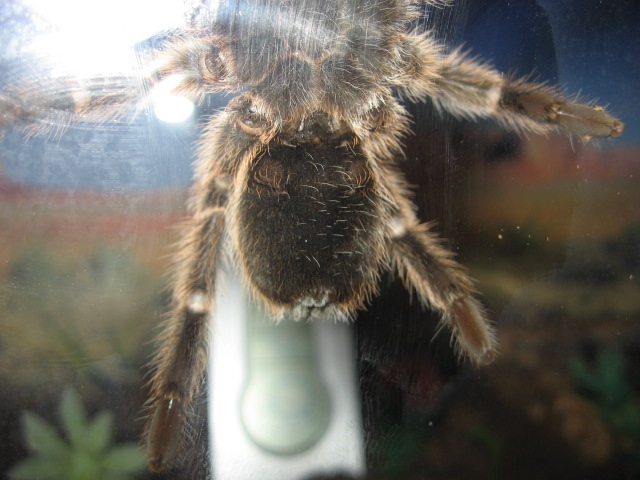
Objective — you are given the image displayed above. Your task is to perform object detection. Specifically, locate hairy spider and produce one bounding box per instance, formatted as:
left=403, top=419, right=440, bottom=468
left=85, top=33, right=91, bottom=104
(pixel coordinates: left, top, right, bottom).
left=0, top=0, right=624, bottom=474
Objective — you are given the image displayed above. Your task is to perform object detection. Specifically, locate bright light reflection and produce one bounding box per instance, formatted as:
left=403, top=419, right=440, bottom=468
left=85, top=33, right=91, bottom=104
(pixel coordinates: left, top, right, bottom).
left=24, top=0, right=186, bottom=76
left=24, top=0, right=184, bottom=42
left=153, top=94, right=195, bottom=123
left=28, top=33, right=138, bottom=77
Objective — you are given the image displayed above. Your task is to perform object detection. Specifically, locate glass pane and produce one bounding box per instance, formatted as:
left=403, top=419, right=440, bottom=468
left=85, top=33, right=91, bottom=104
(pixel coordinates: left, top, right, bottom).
left=1, top=1, right=637, bottom=479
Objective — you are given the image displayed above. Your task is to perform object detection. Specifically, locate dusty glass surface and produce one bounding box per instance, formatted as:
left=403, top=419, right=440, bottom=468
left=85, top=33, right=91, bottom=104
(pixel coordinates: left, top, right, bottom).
left=0, top=1, right=638, bottom=479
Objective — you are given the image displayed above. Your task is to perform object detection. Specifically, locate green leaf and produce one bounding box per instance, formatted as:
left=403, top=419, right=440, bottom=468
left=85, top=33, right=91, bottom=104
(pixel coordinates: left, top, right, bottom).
left=9, top=456, right=67, bottom=480
left=570, top=350, right=631, bottom=407
left=598, top=351, right=630, bottom=408
left=22, top=412, right=69, bottom=458
left=59, top=389, right=88, bottom=448
left=468, top=427, right=503, bottom=478
left=86, top=412, right=113, bottom=454
left=102, top=444, right=147, bottom=474
left=16, top=388, right=146, bottom=480
left=69, top=450, right=102, bottom=480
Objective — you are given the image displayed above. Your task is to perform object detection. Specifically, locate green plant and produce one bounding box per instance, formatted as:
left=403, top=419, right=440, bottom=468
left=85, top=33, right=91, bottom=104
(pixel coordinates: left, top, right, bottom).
left=468, top=426, right=504, bottom=480
left=1, top=245, right=162, bottom=389
left=10, top=389, right=146, bottom=480
left=372, top=414, right=433, bottom=478
left=570, top=349, right=640, bottom=474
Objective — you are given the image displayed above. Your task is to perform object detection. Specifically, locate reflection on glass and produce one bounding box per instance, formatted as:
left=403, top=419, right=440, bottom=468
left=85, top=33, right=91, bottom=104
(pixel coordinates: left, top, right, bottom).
left=0, top=1, right=638, bottom=480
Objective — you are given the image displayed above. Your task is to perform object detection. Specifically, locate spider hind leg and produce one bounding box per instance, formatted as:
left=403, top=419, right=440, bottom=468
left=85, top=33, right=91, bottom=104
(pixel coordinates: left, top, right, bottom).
left=390, top=221, right=497, bottom=365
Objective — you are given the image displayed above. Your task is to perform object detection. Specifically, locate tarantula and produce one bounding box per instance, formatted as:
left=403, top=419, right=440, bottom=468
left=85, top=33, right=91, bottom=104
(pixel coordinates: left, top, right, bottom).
left=0, top=0, right=623, bottom=474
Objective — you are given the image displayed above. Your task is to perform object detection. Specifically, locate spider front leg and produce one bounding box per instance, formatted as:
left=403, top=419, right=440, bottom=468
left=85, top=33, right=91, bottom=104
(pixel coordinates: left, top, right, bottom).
left=145, top=206, right=225, bottom=472
left=144, top=98, right=262, bottom=472
left=0, top=34, right=234, bottom=138
left=396, top=32, right=624, bottom=138
left=390, top=220, right=497, bottom=365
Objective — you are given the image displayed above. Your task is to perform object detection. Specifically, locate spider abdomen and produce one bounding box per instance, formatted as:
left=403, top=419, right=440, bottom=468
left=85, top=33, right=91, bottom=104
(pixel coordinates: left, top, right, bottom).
left=234, top=132, right=387, bottom=320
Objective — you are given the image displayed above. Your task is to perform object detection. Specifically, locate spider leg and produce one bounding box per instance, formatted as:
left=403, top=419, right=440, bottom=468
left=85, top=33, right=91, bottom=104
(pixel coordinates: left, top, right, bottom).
left=145, top=206, right=225, bottom=472
left=395, top=32, right=624, bottom=138
left=389, top=220, right=497, bottom=365
left=0, top=74, right=142, bottom=138
left=362, top=101, right=496, bottom=365
left=144, top=104, right=257, bottom=472
left=0, top=34, right=232, bottom=138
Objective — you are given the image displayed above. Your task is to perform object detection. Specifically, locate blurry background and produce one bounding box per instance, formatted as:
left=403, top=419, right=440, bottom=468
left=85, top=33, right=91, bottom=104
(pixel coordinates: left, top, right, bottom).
left=0, top=0, right=638, bottom=479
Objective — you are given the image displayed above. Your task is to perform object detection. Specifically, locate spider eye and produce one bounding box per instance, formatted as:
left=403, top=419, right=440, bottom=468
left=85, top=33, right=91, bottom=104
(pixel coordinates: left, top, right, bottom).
left=237, top=115, right=266, bottom=136
left=236, top=109, right=273, bottom=137
left=199, top=47, right=227, bottom=82
left=227, top=96, right=274, bottom=138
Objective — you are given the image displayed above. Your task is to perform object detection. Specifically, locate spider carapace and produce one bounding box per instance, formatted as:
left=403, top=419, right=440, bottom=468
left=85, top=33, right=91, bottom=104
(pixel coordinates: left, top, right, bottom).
left=0, top=0, right=623, bottom=473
